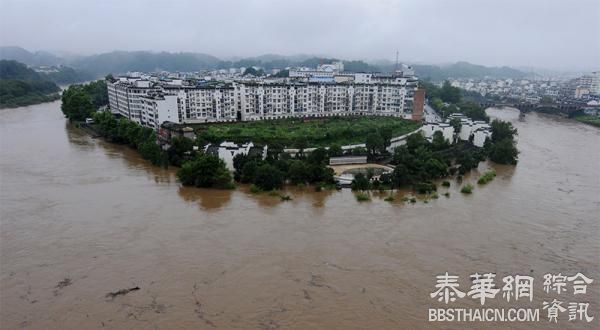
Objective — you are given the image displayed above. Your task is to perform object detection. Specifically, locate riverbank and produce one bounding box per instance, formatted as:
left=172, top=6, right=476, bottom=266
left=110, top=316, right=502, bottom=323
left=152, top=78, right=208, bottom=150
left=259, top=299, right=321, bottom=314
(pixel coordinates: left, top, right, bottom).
left=525, top=108, right=600, bottom=128
left=0, top=92, right=61, bottom=109
left=573, top=114, right=600, bottom=127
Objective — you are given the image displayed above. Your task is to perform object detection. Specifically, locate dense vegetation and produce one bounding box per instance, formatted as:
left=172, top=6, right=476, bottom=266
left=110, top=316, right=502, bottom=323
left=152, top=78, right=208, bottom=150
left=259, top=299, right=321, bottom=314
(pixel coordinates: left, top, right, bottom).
left=196, top=116, right=421, bottom=148
left=0, top=60, right=60, bottom=108
left=231, top=147, right=335, bottom=191
left=243, top=67, right=265, bottom=77
left=488, top=120, right=519, bottom=164
left=569, top=112, right=600, bottom=127
left=352, top=118, right=518, bottom=192
left=574, top=115, right=600, bottom=127
left=177, top=154, right=234, bottom=189
left=421, top=80, right=489, bottom=121
left=61, top=80, right=108, bottom=121
left=92, top=111, right=235, bottom=188
left=92, top=111, right=167, bottom=166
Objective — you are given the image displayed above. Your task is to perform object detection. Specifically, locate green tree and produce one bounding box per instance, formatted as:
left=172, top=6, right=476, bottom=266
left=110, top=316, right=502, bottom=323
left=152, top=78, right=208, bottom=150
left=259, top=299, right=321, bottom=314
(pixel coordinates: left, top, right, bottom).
left=406, top=133, right=428, bottom=152
left=328, top=144, right=343, bottom=157
left=490, top=120, right=517, bottom=143
left=167, top=136, right=195, bottom=166
left=449, top=118, right=462, bottom=133
left=391, top=164, right=410, bottom=187
left=366, top=132, right=384, bottom=155
left=431, top=131, right=449, bottom=151
left=308, top=147, right=329, bottom=165
left=457, top=150, right=477, bottom=174
left=139, top=137, right=167, bottom=166
left=430, top=97, right=444, bottom=111
left=458, top=101, right=489, bottom=122
left=379, top=127, right=393, bottom=149
left=240, top=159, right=262, bottom=183
left=253, top=164, right=284, bottom=191
left=61, top=87, right=94, bottom=121
left=308, top=164, right=335, bottom=184
left=243, top=67, right=265, bottom=77
left=490, top=139, right=519, bottom=165
left=439, top=81, right=462, bottom=104
left=351, top=173, right=371, bottom=191
left=177, top=153, right=233, bottom=188
left=287, top=160, right=311, bottom=185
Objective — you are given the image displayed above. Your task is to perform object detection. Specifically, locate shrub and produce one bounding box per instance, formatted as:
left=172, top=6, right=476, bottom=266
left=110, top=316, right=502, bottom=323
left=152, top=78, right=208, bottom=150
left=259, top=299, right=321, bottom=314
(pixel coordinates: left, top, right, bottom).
left=414, top=181, right=436, bottom=194
left=250, top=184, right=262, bottom=193
left=355, top=192, right=371, bottom=202
left=442, top=181, right=451, bottom=187
left=461, top=184, right=474, bottom=194
left=384, top=195, right=395, bottom=202
left=477, top=169, right=497, bottom=185
left=280, top=194, right=292, bottom=201
left=444, top=192, right=450, bottom=198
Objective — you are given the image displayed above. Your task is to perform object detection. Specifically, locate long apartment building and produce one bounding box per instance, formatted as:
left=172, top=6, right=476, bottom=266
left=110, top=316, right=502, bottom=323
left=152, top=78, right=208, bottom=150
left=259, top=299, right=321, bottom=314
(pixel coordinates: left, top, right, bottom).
left=106, top=73, right=422, bottom=130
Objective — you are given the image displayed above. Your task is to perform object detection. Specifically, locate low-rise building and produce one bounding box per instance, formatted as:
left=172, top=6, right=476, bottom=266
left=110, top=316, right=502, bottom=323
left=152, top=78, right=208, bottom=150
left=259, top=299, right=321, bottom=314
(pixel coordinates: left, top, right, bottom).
left=205, top=141, right=267, bottom=170
left=422, top=113, right=491, bottom=147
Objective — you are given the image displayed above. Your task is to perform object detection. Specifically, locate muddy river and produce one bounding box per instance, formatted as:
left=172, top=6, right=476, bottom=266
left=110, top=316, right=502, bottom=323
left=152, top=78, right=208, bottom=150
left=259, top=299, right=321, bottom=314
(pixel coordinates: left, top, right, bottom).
left=0, top=101, right=598, bottom=329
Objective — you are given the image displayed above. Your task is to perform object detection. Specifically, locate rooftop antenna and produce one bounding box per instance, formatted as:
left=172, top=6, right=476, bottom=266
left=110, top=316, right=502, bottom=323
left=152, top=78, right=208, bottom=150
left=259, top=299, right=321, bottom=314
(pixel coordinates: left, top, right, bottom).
left=395, top=51, right=399, bottom=72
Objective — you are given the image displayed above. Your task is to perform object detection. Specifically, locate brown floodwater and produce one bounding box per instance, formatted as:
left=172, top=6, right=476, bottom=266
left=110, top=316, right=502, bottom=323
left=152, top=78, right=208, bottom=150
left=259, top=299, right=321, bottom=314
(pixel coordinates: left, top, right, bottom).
left=0, top=101, right=598, bottom=329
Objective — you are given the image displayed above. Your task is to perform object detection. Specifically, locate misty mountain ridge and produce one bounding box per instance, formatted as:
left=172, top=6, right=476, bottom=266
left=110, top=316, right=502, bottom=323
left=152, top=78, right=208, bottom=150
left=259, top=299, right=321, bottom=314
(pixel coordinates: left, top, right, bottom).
left=0, top=46, right=63, bottom=66
left=1, top=46, right=532, bottom=80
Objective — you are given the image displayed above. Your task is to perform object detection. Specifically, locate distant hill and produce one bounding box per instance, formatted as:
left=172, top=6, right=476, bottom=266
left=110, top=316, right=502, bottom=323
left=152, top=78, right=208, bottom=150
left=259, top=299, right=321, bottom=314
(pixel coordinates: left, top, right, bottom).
left=411, top=61, right=528, bottom=81
left=0, top=46, right=530, bottom=80
left=69, top=51, right=223, bottom=75
left=41, top=66, right=95, bottom=84
left=0, top=60, right=61, bottom=108
left=0, top=46, right=63, bottom=66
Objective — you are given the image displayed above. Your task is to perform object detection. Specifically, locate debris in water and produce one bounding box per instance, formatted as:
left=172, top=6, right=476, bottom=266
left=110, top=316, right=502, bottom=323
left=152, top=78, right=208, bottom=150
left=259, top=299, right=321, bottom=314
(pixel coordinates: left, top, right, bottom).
left=105, top=286, right=140, bottom=300
left=56, top=278, right=72, bottom=289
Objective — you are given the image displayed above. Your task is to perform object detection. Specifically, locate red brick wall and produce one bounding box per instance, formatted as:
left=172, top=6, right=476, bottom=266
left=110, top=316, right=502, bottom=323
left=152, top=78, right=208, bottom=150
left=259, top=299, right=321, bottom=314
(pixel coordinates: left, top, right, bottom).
left=412, top=89, right=425, bottom=122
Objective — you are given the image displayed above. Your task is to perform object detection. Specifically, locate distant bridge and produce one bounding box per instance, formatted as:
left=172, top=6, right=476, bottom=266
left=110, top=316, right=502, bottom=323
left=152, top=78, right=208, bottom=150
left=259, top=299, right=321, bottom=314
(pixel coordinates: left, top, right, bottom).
left=479, top=102, right=585, bottom=115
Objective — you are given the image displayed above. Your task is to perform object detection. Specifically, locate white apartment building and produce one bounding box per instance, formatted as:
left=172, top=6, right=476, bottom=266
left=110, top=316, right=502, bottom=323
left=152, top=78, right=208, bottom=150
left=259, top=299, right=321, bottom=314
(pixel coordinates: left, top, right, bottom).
left=106, top=78, right=159, bottom=123
left=107, top=74, right=420, bottom=130
left=140, top=94, right=180, bottom=130
left=590, top=72, right=600, bottom=96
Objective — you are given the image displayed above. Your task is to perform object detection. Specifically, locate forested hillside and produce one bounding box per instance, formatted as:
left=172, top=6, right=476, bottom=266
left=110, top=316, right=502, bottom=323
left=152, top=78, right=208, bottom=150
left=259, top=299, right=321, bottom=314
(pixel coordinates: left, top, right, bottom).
left=0, top=60, right=61, bottom=108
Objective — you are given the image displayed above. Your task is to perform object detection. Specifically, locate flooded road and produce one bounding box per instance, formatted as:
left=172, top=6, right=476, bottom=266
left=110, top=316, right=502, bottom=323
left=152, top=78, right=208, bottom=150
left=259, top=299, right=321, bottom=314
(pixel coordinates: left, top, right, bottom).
left=1, top=101, right=599, bottom=329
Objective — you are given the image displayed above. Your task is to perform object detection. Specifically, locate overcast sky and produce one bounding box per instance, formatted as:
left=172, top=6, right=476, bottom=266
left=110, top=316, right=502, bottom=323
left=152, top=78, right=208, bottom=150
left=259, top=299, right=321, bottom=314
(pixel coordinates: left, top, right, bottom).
left=1, top=0, right=598, bottom=70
